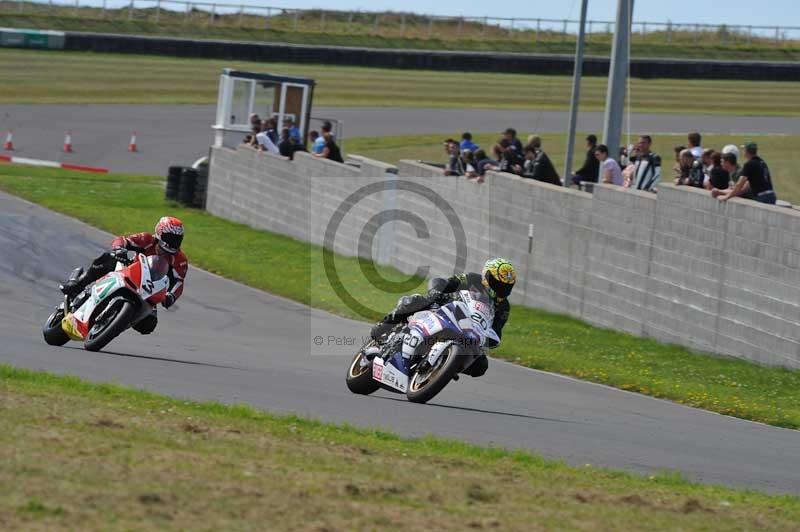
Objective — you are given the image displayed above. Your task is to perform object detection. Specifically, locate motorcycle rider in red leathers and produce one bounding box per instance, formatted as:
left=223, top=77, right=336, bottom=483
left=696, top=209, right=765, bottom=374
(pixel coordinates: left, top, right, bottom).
left=60, top=216, right=188, bottom=335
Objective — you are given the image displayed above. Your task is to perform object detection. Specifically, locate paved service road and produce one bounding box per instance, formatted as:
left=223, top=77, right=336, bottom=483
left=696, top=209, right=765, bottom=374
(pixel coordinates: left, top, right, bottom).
left=1, top=190, right=798, bottom=494
left=2, top=104, right=798, bottom=175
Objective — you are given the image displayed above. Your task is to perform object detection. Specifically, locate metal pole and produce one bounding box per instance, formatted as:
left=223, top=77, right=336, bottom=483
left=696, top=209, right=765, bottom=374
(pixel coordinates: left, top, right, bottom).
left=482, top=16, right=488, bottom=38
left=564, top=0, right=588, bottom=185
left=155, top=0, right=160, bottom=23
left=457, top=16, right=463, bottom=39
left=320, top=11, right=325, bottom=31
left=209, top=3, right=215, bottom=25
left=185, top=1, right=190, bottom=23
left=400, top=13, right=405, bottom=36
left=775, top=26, right=780, bottom=44
left=666, top=20, right=672, bottom=43
left=347, top=12, right=353, bottom=33
left=601, top=0, right=633, bottom=167
left=374, top=13, right=379, bottom=33
left=535, top=19, right=540, bottom=42
left=265, top=7, right=270, bottom=30
left=294, top=11, right=299, bottom=31
left=128, top=0, right=133, bottom=20
left=238, top=6, right=243, bottom=27
left=427, top=16, right=433, bottom=38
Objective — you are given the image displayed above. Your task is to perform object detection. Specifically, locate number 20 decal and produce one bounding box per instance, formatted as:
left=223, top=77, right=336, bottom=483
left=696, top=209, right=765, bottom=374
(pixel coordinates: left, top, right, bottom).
left=470, top=313, right=487, bottom=330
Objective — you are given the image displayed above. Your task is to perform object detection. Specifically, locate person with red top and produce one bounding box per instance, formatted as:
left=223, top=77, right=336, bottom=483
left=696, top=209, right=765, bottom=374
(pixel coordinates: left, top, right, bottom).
left=60, top=216, right=188, bottom=334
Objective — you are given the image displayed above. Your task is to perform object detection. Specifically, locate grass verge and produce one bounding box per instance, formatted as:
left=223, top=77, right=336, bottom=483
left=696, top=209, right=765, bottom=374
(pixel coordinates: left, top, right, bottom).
left=1, top=364, right=799, bottom=530
left=346, top=132, right=800, bottom=206
left=1, top=48, right=800, bottom=116
left=3, top=8, right=800, bottom=61
left=1, top=164, right=799, bottom=430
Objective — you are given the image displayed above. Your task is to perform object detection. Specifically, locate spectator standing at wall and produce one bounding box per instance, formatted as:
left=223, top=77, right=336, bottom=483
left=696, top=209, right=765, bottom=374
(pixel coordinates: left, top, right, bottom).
left=595, top=144, right=623, bottom=185
left=256, top=125, right=280, bottom=154
left=463, top=150, right=478, bottom=178
left=278, top=128, right=293, bottom=158
left=687, top=131, right=703, bottom=159
left=473, top=149, right=497, bottom=183
left=674, top=149, right=703, bottom=187
left=460, top=132, right=479, bottom=153
left=522, top=136, right=561, bottom=186
left=631, top=135, right=662, bottom=192
left=706, top=151, right=730, bottom=190
left=570, top=134, right=600, bottom=186
left=720, top=152, right=740, bottom=183
left=713, top=141, right=776, bottom=204
left=283, top=118, right=302, bottom=144
left=314, top=130, right=344, bottom=163
left=263, top=118, right=279, bottom=145
left=309, top=130, right=325, bottom=154
left=503, top=128, right=523, bottom=154
left=443, top=139, right=464, bottom=176
left=498, top=139, right=524, bottom=175
left=672, top=145, right=686, bottom=176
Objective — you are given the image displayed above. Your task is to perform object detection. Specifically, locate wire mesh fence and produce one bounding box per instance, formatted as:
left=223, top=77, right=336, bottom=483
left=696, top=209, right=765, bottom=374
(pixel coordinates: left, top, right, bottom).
left=2, top=0, right=800, bottom=46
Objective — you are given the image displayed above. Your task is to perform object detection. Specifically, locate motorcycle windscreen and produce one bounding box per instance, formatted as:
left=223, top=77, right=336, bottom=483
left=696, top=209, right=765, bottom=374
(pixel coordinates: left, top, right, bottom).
left=146, top=255, right=170, bottom=281
left=467, top=289, right=495, bottom=323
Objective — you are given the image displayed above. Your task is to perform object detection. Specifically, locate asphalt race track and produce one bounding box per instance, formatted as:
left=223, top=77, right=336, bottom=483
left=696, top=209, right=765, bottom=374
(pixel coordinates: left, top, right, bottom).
left=1, top=190, right=798, bottom=494
left=2, top=104, right=799, bottom=175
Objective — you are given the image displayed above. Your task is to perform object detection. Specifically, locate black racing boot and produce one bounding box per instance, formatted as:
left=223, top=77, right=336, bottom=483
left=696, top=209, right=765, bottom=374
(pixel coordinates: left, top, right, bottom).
left=60, top=268, right=91, bottom=298
left=370, top=313, right=401, bottom=341
left=60, top=252, right=117, bottom=298
left=60, top=266, right=103, bottom=298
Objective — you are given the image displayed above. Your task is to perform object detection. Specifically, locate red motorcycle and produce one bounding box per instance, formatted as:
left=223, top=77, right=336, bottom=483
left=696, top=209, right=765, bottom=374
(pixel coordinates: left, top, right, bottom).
left=43, top=252, right=170, bottom=352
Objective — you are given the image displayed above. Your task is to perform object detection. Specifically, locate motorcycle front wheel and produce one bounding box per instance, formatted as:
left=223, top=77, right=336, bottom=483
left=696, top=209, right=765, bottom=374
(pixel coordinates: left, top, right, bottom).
left=345, top=342, right=381, bottom=395
left=42, top=307, right=70, bottom=346
left=406, top=345, right=465, bottom=404
left=84, top=298, right=136, bottom=352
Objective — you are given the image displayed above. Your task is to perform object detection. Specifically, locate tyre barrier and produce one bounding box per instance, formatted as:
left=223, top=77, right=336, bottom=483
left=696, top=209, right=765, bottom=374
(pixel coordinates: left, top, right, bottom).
left=166, top=166, right=182, bottom=202
left=166, top=166, right=207, bottom=209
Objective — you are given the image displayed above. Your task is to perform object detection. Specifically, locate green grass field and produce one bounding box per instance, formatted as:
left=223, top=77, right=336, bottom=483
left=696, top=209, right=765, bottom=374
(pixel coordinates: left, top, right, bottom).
left=3, top=3, right=800, bottom=61
left=2, top=48, right=800, bottom=116
left=346, top=133, right=800, bottom=205
left=1, top=164, right=798, bottom=430
left=3, top=365, right=798, bottom=530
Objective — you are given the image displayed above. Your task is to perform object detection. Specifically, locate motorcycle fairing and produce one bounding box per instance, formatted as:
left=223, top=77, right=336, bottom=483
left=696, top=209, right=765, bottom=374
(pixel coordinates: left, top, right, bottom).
left=372, top=356, right=409, bottom=393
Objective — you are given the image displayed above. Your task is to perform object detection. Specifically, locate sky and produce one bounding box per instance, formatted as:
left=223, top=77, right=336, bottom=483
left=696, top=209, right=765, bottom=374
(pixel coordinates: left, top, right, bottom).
left=209, top=0, right=798, bottom=29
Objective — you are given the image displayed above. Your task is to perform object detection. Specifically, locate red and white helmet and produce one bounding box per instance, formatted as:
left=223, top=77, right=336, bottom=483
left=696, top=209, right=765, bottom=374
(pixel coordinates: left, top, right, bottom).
left=154, top=216, right=184, bottom=255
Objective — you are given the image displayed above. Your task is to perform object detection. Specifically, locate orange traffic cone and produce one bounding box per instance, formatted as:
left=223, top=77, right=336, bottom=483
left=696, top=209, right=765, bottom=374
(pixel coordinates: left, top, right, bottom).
left=128, top=130, right=138, bottom=152
left=3, top=130, right=13, bottom=151
left=63, top=131, right=73, bottom=153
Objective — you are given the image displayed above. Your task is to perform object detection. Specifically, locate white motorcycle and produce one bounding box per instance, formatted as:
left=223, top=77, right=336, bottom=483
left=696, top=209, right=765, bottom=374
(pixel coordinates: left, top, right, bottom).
left=346, top=289, right=498, bottom=404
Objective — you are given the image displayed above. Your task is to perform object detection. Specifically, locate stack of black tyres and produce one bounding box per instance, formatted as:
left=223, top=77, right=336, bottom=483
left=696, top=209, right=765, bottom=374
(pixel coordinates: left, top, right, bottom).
left=166, top=166, right=208, bottom=209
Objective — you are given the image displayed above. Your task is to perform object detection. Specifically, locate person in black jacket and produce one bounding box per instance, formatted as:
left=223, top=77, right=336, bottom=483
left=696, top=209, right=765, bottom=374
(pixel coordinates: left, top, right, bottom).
left=570, top=134, right=599, bottom=186
left=369, top=258, right=517, bottom=378
left=522, top=136, right=561, bottom=186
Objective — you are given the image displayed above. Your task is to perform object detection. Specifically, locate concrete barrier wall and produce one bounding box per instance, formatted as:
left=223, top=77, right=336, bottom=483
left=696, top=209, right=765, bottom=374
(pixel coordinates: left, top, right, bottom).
left=208, top=146, right=800, bottom=368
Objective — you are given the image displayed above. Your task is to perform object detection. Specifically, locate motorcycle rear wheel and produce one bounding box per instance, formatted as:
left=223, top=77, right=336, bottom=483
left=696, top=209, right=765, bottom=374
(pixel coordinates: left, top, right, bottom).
left=42, top=308, right=70, bottom=346
left=84, top=299, right=136, bottom=352
left=345, top=344, right=381, bottom=395
left=406, top=345, right=464, bottom=404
